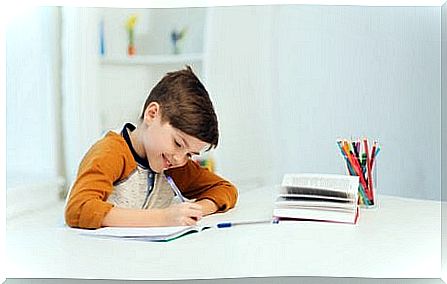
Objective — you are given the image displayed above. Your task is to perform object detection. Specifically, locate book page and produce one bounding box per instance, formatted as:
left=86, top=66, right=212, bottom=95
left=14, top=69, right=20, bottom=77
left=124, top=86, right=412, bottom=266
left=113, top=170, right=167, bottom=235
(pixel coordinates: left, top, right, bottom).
left=275, top=173, right=359, bottom=224
left=275, top=196, right=357, bottom=210
left=273, top=207, right=357, bottom=224
left=277, top=193, right=351, bottom=202
left=275, top=194, right=357, bottom=206
left=281, top=174, right=359, bottom=194
left=280, top=186, right=350, bottom=198
left=81, top=226, right=193, bottom=237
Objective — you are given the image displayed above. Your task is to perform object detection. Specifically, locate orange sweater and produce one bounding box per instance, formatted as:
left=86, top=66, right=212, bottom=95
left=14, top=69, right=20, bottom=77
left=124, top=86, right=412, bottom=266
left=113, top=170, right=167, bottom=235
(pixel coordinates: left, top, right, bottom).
left=65, top=131, right=238, bottom=229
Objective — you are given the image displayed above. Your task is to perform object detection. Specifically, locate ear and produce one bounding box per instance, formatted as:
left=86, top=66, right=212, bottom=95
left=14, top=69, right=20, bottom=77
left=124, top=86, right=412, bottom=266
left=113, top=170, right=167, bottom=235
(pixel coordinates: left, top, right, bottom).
left=143, top=102, right=160, bottom=125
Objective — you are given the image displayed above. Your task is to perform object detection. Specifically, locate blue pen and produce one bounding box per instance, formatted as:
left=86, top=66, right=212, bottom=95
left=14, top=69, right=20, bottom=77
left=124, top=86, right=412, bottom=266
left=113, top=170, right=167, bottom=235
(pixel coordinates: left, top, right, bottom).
left=374, top=147, right=381, bottom=157
left=217, top=219, right=278, bottom=228
left=165, top=174, right=186, bottom=202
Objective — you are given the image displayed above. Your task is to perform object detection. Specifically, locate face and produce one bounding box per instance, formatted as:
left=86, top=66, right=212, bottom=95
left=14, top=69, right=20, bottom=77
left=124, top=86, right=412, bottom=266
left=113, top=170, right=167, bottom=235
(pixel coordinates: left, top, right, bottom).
left=142, top=103, right=210, bottom=173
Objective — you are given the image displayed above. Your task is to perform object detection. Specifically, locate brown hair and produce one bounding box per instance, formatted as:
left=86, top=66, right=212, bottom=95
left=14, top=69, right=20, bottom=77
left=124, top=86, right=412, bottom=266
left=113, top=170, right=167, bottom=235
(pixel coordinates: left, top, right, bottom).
left=140, top=65, right=219, bottom=149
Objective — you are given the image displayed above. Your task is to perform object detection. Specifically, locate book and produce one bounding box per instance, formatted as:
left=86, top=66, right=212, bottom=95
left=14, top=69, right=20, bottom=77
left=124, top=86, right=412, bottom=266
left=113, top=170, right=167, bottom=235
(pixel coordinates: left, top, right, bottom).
left=77, top=225, right=211, bottom=242
left=273, top=173, right=360, bottom=224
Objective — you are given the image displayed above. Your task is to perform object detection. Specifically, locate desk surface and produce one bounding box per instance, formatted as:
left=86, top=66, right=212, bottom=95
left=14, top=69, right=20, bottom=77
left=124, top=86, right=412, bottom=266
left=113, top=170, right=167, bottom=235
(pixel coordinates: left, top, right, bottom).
left=6, top=186, right=441, bottom=280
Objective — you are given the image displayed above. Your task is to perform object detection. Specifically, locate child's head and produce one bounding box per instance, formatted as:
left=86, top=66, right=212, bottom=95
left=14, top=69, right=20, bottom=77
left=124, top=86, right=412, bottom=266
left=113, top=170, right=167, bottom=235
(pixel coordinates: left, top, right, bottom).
left=138, top=66, right=219, bottom=172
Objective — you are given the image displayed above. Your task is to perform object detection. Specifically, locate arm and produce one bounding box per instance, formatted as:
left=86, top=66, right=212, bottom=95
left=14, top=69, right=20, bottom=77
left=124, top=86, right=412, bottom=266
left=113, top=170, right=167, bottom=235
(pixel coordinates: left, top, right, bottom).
left=195, top=198, right=219, bottom=216
left=65, top=136, right=206, bottom=228
left=166, top=160, right=238, bottom=214
left=65, top=134, right=135, bottom=229
left=102, top=202, right=204, bottom=227
left=102, top=207, right=164, bottom=227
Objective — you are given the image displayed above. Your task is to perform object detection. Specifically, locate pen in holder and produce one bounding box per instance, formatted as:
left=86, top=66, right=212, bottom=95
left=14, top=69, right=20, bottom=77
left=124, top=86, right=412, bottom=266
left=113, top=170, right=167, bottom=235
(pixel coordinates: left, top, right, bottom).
left=336, top=138, right=381, bottom=208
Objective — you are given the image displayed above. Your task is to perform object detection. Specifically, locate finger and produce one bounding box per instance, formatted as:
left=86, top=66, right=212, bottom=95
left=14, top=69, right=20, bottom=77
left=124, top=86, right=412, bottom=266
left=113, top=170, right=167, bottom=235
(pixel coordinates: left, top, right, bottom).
left=187, top=202, right=203, bottom=210
left=176, top=204, right=202, bottom=217
left=179, top=206, right=202, bottom=219
left=184, top=217, right=197, bottom=226
left=187, top=208, right=203, bottom=220
left=179, top=216, right=196, bottom=226
left=178, top=202, right=200, bottom=209
left=178, top=202, right=203, bottom=213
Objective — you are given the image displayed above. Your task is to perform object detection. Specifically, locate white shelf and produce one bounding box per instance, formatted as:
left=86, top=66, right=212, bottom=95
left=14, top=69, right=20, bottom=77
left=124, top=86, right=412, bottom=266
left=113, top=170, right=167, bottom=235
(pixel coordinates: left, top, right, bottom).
left=99, top=53, right=204, bottom=65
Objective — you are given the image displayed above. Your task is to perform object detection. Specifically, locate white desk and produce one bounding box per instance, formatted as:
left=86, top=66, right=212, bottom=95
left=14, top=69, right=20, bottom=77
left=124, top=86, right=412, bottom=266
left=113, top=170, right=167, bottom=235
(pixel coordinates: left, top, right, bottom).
left=6, top=186, right=441, bottom=280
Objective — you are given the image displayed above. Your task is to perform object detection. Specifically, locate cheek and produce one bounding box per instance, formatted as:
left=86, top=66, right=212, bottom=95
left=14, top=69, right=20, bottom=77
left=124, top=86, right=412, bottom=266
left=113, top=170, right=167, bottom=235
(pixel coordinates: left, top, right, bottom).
left=143, top=133, right=158, bottom=157
left=145, top=141, right=162, bottom=157
left=145, top=136, right=172, bottom=156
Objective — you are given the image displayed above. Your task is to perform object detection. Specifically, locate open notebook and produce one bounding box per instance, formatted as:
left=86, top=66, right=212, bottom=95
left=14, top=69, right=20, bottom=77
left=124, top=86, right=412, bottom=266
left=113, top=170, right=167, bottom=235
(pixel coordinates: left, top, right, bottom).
left=77, top=225, right=212, bottom=242
left=73, top=218, right=276, bottom=242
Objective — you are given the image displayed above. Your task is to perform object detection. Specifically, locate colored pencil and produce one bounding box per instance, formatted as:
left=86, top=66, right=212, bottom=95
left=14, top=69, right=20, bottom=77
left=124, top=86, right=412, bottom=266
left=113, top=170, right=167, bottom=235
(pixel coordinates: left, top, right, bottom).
left=363, top=138, right=374, bottom=202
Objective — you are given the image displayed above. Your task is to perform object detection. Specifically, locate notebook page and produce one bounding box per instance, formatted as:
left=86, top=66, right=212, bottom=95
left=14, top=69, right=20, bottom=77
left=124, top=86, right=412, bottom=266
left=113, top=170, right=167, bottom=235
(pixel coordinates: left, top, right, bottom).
left=79, top=226, right=195, bottom=238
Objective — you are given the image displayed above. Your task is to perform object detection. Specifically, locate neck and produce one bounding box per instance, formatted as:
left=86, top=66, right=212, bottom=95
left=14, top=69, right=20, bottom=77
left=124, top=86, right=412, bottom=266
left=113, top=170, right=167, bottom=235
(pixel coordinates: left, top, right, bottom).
left=129, top=126, right=146, bottom=159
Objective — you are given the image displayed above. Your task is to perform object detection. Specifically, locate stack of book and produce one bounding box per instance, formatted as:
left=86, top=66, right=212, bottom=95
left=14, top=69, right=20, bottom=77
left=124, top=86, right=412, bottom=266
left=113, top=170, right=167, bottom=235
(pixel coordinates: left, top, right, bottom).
left=273, top=173, right=360, bottom=224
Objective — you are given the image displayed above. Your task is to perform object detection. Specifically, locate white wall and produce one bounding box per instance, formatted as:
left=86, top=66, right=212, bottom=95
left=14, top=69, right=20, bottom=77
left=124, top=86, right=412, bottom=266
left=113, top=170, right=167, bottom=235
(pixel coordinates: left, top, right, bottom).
left=6, top=7, right=61, bottom=185
left=205, top=5, right=441, bottom=200
left=145, top=8, right=206, bottom=55
left=276, top=6, right=441, bottom=201
left=442, top=2, right=447, bottom=279
left=61, top=7, right=103, bottom=185
left=204, top=6, right=279, bottom=190
left=442, top=3, right=447, bottom=203
left=6, top=7, right=65, bottom=218
left=442, top=1, right=447, bottom=279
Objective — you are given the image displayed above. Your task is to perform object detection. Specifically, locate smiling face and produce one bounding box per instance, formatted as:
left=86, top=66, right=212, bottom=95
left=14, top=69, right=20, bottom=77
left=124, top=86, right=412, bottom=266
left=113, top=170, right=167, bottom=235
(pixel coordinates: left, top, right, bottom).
left=139, top=102, right=210, bottom=173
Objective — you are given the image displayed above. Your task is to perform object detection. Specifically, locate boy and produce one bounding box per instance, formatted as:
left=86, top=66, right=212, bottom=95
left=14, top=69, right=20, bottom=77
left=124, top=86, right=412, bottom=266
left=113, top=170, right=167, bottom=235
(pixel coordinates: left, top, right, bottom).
left=65, top=66, right=238, bottom=229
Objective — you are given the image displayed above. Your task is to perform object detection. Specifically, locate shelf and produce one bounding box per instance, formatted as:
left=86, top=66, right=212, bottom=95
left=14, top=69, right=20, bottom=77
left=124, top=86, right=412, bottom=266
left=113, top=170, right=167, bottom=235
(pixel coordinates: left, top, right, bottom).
left=99, top=53, right=204, bottom=65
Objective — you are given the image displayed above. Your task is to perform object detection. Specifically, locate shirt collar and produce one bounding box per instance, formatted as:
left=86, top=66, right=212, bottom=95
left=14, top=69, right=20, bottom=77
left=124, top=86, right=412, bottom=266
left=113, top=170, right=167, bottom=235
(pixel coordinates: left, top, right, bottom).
left=121, top=123, right=152, bottom=170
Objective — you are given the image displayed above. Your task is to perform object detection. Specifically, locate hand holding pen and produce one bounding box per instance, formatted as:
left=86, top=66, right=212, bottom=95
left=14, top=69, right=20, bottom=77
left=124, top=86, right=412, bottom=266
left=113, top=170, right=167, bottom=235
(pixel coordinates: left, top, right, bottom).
left=162, top=203, right=203, bottom=226
left=165, top=175, right=186, bottom=202
left=164, top=174, right=202, bottom=224
left=165, top=174, right=196, bottom=202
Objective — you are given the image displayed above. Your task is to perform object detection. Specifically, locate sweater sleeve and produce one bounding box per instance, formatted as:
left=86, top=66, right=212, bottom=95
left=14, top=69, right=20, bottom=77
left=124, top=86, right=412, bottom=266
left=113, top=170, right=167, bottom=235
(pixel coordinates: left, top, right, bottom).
left=166, top=160, right=238, bottom=212
left=65, top=133, right=135, bottom=229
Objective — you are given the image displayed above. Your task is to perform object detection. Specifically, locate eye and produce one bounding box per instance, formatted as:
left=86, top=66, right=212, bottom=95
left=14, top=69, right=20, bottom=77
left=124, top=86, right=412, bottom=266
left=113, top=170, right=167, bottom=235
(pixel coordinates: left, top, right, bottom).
left=174, top=140, right=182, bottom=148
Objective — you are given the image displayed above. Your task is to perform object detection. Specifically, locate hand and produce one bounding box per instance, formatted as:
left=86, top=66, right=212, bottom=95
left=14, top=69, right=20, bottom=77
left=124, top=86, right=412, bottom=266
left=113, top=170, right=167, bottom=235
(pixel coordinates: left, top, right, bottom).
left=194, top=199, right=218, bottom=216
left=161, top=202, right=203, bottom=226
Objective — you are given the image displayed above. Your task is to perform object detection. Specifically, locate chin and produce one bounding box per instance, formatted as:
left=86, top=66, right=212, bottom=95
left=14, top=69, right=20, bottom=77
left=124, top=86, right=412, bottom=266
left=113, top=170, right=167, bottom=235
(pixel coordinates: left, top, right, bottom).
left=157, top=165, right=168, bottom=173
left=148, top=162, right=163, bottom=173
left=166, top=163, right=184, bottom=170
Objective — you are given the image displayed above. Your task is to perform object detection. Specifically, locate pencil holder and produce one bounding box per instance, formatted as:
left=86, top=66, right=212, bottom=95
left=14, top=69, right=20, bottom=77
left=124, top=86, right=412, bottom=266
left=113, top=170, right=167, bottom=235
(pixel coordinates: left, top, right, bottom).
left=346, top=159, right=377, bottom=208
left=336, top=138, right=381, bottom=209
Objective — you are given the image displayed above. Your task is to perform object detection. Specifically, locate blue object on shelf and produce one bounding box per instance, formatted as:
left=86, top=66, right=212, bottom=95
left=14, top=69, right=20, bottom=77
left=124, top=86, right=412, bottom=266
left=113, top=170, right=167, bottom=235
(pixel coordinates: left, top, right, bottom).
left=99, top=19, right=105, bottom=56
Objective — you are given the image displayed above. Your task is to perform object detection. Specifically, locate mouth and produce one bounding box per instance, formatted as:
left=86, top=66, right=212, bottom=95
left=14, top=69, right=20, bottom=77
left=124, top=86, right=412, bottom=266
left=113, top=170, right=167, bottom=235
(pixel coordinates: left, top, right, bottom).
left=162, top=154, right=172, bottom=169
